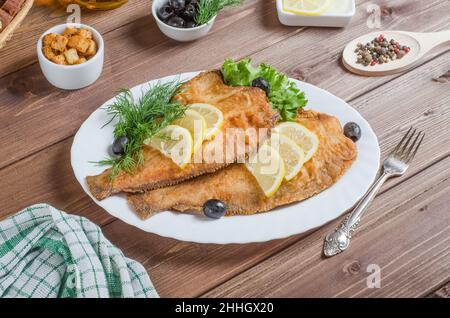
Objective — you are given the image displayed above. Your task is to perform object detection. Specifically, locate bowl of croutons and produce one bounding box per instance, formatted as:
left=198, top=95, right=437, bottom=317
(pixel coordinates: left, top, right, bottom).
left=37, top=23, right=104, bottom=90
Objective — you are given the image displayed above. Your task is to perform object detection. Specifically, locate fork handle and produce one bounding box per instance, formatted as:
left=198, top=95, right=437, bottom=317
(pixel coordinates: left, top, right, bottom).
left=323, top=171, right=392, bottom=257
left=345, top=172, right=390, bottom=231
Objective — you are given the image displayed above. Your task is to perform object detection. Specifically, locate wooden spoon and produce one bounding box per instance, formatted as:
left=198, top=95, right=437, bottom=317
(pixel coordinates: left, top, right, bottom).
left=342, top=30, right=450, bottom=76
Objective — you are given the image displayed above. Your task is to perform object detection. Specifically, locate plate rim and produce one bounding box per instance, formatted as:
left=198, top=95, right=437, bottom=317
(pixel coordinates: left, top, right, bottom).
left=71, top=71, right=380, bottom=244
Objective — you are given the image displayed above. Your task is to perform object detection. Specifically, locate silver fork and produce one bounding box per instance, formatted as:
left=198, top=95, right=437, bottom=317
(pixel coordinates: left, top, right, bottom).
left=323, top=127, right=425, bottom=257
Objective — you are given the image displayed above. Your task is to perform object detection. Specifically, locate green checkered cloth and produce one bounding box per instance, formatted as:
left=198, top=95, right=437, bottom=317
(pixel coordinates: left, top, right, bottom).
left=0, top=204, right=158, bottom=298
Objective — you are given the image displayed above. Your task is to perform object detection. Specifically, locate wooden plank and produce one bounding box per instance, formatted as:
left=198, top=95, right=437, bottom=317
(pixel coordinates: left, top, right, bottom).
left=0, top=1, right=153, bottom=77
left=0, top=0, right=308, bottom=170
left=101, top=222, right=302, bottom=298
left=204, top=157, right=450, bottom=297
left=249, top=0, right=450, bottom=101
left=101, top=51, right=450, bottom=297
left=0, top=137, right=113, bottom=225
left=0, top=0, right=448, bottom=298
left=427, top=281, right=450, bottom=298
left=1, top=0, right=448, bottom=170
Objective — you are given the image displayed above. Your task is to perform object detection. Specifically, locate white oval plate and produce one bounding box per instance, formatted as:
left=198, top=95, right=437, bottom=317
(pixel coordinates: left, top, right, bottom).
left=71, top=72, right=380, bottom=244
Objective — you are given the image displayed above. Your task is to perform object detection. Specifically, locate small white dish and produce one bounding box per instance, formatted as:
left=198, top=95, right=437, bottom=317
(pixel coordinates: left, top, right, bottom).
left=71, top=71, right=380, bottom=244
left=37, top=23, right=104, bottom=90
left=276, top=0, right=356, bottom=28
left=152, top=0, right=216, bottom=42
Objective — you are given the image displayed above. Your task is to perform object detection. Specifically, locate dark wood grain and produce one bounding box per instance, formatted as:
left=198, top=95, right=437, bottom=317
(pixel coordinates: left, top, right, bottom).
left=250, top=0, right=450, bottom=100
left=0, top=0, right=306, bottom=170
left=0, top=137, right=113, bottom=225
left=106, top=50, right=450, bottom=297
left=0, top=0, right=448, bottom=298
left=0, top=1, right=154, bottom=77
left=101, top=222, right=303, bottom=298
left=204, top=157, right=450, bottom=297
left=1, top=0, right=449, bottom=171
left=427, top=281, right=450, bottom=298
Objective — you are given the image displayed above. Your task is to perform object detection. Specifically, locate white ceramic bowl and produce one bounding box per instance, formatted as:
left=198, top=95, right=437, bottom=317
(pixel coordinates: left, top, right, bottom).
left=37, top=23, right=104, bottom=90
left=276, top=0, right=356, bottom=28
left=152, top=0, right=216, bottom=42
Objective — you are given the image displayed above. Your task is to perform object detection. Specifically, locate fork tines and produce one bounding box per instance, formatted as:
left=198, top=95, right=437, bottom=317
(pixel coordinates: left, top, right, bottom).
left=391, top=127, right=425, bottom=163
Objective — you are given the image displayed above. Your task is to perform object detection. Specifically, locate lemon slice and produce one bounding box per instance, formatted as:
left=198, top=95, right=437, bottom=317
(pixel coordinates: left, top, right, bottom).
left=172, top=109, right=206, bottom=154
left=145, top=125, right=193, bottom=169
left=245, top=143, right=286, bottom=197
left=283, top=0, right=332, bottom=16
left=188, top=103, right=224, bottom=140
left=269, top=133, right=305, bottom=181
left=275, top=122, right=319, bottom=163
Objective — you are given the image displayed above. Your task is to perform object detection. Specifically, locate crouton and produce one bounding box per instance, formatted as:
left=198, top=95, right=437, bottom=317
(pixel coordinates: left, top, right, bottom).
left=51, top=54, right=67, bottom=65
left=76, top=57, right=87, bottom=64
left=84, top=39, right=97, bottom=57
left=63, top=27, right=78, bottom=37
left=67, top=35, right=90, bottom=54
left=50, top=35, right=69, bottom=52
left=43, top=46, right=56, bottom=60
left=43, top=33, right=57, bottom=47
left=77, top=28, right=93, bottom=40
left=64, top=48, right=79, bottom=65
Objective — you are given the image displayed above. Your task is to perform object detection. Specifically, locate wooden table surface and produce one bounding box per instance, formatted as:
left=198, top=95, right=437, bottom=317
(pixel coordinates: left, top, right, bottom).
left=0, top=0, right=449, bottom=298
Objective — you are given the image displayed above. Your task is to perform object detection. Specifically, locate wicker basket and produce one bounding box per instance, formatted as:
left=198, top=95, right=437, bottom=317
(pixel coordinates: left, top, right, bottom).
left=0, top=0, right=34, bottom=50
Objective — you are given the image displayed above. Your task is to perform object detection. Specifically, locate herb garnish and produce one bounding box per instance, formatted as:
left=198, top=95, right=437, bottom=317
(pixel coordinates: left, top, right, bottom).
left=96, top=80, right=186, bottom=179
left=221, top=58, right=308, bottom=121
left=195, top=0, right=244, bottom=26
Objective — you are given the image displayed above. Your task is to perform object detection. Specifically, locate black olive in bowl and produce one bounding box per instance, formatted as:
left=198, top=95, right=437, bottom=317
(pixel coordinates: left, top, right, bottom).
left=166, top=15, right=185, bottom=28
left=182, top=4, right=197, bottom=21
left=169, top=0, right=186, bottom=13
left=158, top=5, right=175, bottom=21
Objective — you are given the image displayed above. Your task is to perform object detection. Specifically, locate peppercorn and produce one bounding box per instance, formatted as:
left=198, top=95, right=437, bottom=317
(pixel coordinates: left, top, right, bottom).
left=354, top=34, right=411, bottom=67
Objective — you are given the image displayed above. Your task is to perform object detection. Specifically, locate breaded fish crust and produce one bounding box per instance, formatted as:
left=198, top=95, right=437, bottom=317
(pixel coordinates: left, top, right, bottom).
left=128, top=111, right=357, bottom=219
left=86, top=71, right=278, bottom=200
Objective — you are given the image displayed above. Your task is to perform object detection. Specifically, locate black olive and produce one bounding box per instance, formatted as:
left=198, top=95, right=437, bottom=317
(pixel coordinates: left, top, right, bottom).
left=252, top=77, right=270, bottom=96
left=344, top=122, right=362, bottom=142
left=158, top=5, right=174, bottom=21
left=203, top=199, right=227, bottom=219
left=185, top=0, right=198, bottom=7
left=166, top=15, right=185, bottom=28
left=112, top=136, right=129, bottom=155
left=182, top=4, right=197, bottom=21
left=169, top=0, right=185, bottom=12
left=184, top=20, right=197, bottom=28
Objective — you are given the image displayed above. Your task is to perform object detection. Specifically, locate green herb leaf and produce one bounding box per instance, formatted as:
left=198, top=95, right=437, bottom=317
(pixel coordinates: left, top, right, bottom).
left=195, top=0, right=244, bottom=26
left=96, top=80, right=186, bottom=179
left=221, top=58, right=308, bottom=121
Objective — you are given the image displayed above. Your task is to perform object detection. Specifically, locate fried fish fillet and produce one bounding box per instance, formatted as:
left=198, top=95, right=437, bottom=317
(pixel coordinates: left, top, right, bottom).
left=86, top=71, right=278, bottom=200
left=128, top=111, right=357, bottom=218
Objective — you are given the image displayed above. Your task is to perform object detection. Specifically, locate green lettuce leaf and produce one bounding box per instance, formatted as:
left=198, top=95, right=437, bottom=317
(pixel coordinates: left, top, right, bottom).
left=221, top=58, right=307, bottom=121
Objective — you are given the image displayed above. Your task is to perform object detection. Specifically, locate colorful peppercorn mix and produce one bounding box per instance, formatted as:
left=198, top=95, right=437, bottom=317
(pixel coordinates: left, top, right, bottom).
left=355, top=34, right=410, bottom=67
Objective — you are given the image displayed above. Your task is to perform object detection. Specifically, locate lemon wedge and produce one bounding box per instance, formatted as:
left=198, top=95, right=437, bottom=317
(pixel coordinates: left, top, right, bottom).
left=145, top=125, right=193, bottom=169
left=245, top=143, right=286, bottom=197
left=188, top=103, right=224, bottom=140
left=283, top=0, right=332, bottom=16
left=275, top=122, right=319, bottom=163
left=269, top=132, right=305, bottom=181
left=172, top=109, right=206, bottom=154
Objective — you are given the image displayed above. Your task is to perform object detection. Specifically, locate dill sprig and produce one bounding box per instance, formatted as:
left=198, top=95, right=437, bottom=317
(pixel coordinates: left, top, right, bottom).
left=195, top=0, right=244, bottom=26
left=96, top=80, right=186, bottom=179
